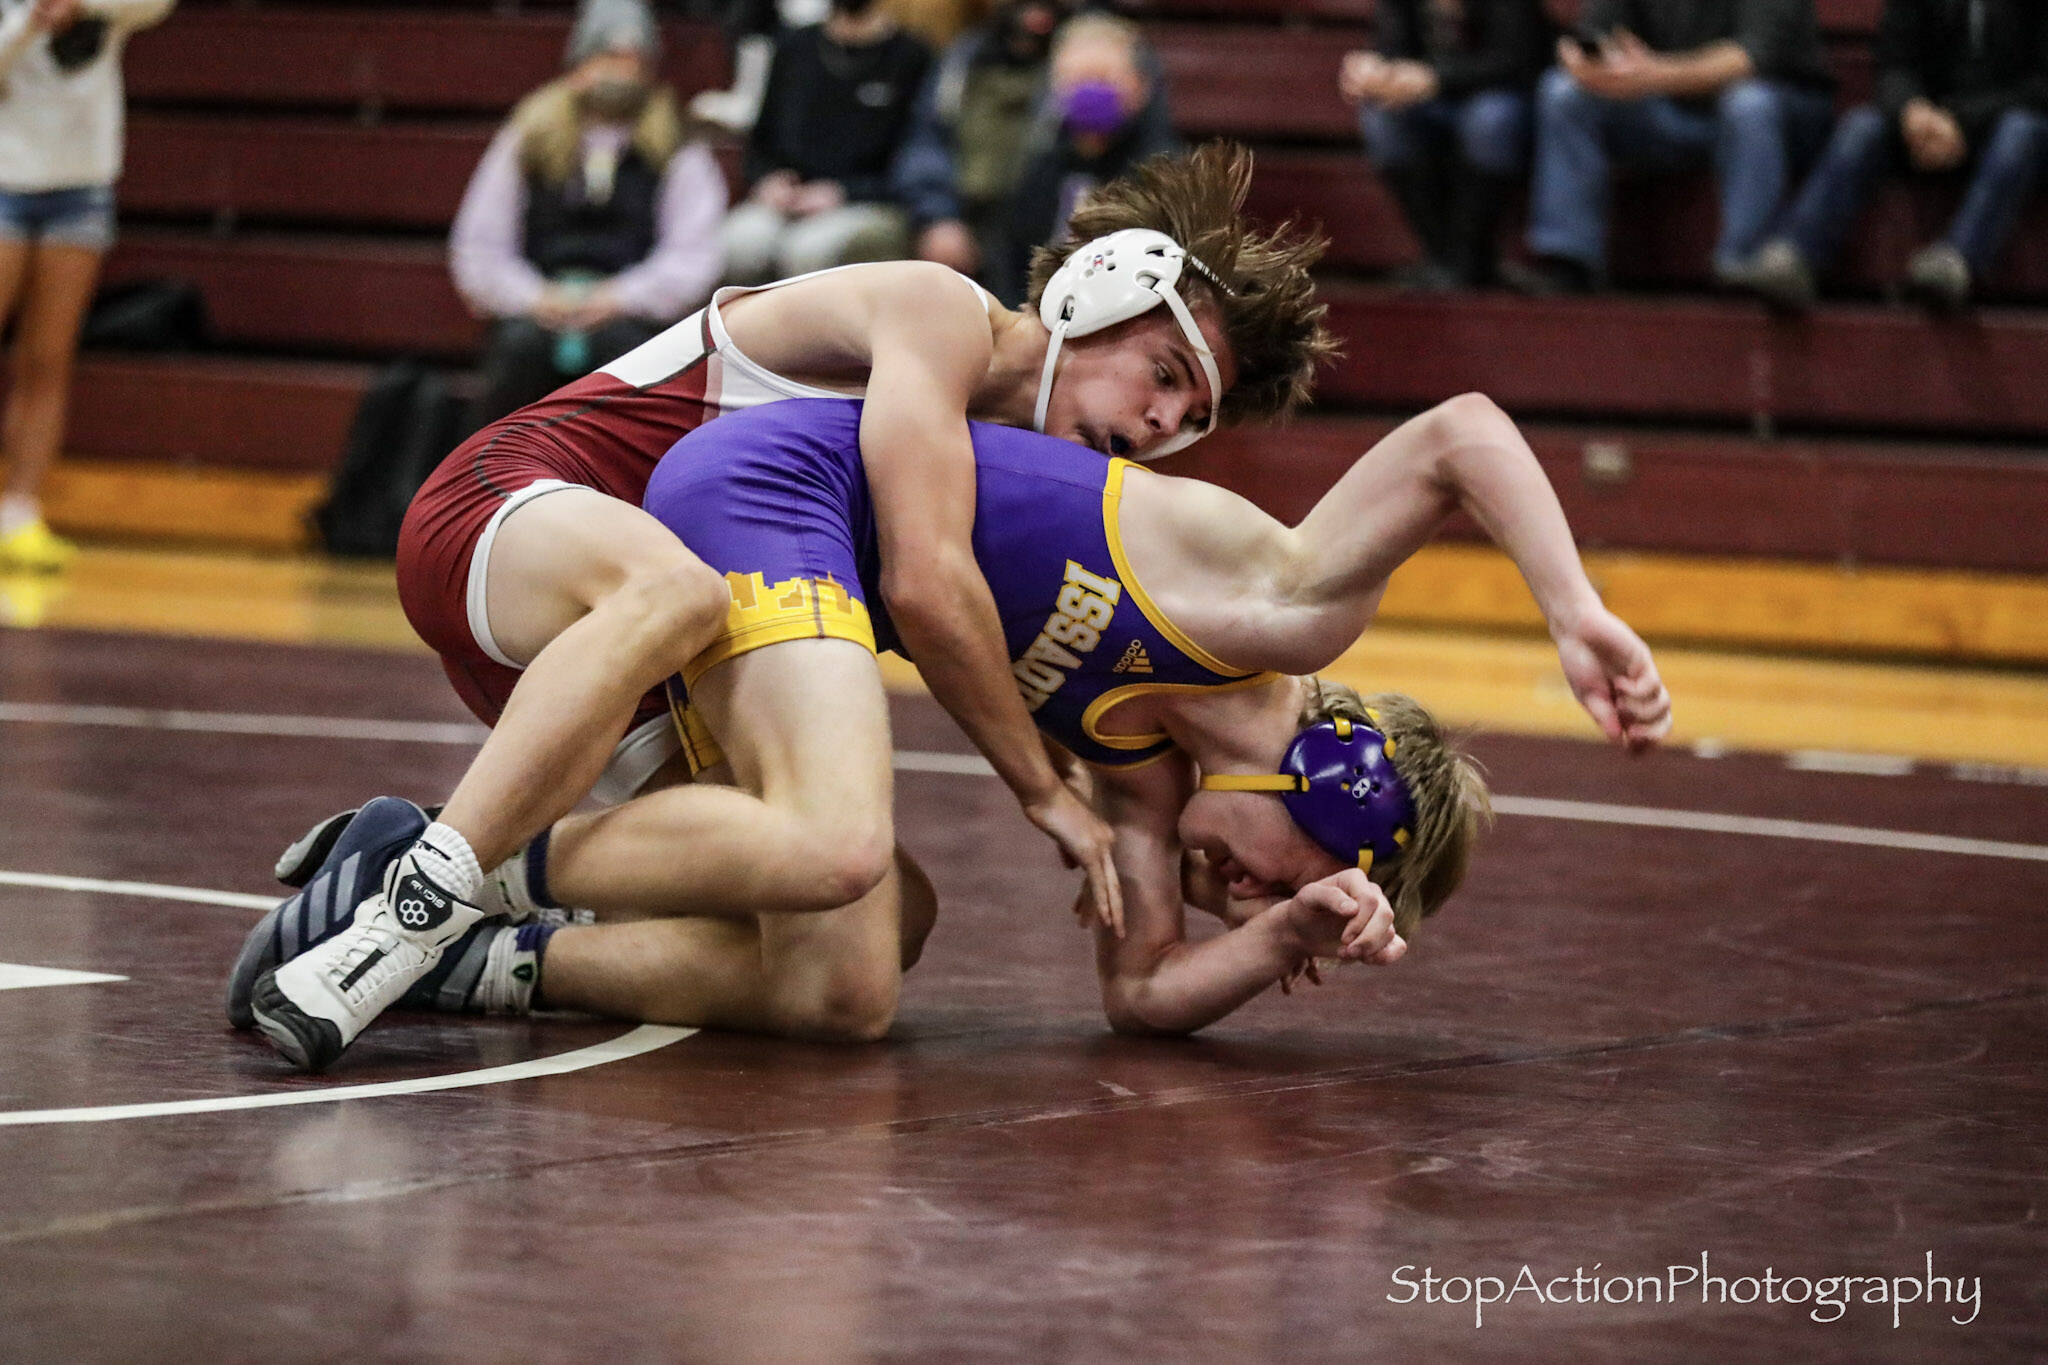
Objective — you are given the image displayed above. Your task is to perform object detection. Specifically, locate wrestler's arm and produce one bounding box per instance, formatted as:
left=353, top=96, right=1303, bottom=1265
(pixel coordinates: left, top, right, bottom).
left=1088, top=756, right=1399, bottom=1037
left=1155, top=395, right=1670, bottom=749
left=1281, top=393, right=1669, bottom=749
left=855, top=264, right=1123, bottom=930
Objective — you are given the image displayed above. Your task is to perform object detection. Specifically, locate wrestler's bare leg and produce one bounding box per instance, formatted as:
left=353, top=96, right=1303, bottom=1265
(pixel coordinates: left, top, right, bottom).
left=528, top=637, right=916, bottom=1038
left=540, top=636, right=899, bottom=919
left=432, top=488, right=729, bottom=869
left=537, top=848, right=938, bottom=1041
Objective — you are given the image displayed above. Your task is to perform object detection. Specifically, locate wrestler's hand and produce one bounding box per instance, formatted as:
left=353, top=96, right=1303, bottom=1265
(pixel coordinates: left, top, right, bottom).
left=1282, top=869, right=1405, bottom=966
left=1027, top=786, right=1123, bottom=937
left=1553, top=605, right=1671, bottom=752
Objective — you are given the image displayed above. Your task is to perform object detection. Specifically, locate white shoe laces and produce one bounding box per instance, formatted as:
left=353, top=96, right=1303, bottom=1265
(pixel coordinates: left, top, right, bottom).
left=321, top=921, right=435, bottom=1011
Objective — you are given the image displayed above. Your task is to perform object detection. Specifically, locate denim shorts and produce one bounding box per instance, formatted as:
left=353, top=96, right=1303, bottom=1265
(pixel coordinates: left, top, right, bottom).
left=0, top=184, right=116, bottom=251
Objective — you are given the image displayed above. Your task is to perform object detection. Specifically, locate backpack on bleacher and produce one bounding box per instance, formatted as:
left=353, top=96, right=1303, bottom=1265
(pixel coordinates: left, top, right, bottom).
left=82, top=279, right=208, bottom=351
left=315, top=360, right=462, bottom=558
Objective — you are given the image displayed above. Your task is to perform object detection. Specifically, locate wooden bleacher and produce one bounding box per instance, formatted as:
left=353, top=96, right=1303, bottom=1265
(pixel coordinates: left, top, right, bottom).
left=123, top=7, right=730, bottom=113
left=44, top=0, right=2048, bottom=629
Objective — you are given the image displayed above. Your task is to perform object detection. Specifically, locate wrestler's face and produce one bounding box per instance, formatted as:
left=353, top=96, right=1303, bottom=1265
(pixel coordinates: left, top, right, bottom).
left=1177, top=788, right=1344, bottom=902
left=1042, top=306, right=1238, bottom=460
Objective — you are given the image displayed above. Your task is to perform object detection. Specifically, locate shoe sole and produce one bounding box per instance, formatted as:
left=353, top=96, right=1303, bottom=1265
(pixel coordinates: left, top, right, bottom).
left=249, top=973, right=345, bottom=1073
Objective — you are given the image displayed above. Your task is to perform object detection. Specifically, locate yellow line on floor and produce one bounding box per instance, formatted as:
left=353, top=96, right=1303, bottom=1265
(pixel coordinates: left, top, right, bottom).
left=9, top=546, right=2048, bottom=768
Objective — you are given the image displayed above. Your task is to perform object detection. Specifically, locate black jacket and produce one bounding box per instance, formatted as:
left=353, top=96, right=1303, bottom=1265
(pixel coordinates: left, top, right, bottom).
left=744, top=24, right=932, bottom=203
left=1579, top=0, right=1833, bottom=91
left=1875, top=0, right=2048, bottom=140
left=1375, top=0, right=1549, bottom=98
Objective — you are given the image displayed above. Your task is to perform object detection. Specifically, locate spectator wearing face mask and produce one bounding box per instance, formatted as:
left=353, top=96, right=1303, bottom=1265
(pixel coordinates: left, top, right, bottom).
left=449, top=0, right=727, bottom=430
left=997, top=12, right=1180, bottom=305
left=720, top=0, right=932, bottom=284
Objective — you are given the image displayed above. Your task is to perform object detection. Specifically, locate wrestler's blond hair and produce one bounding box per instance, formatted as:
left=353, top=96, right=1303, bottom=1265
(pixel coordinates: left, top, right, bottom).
left=1026, top=142, right=1339, bottom=425
left=1301, top=681, right=1491, bottom=939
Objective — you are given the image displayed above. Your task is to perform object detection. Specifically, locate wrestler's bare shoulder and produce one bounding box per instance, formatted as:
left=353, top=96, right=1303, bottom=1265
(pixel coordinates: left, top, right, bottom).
left=1116, top=462, right=1294, bottom=595
left=719, top=262, right=999, bottom=380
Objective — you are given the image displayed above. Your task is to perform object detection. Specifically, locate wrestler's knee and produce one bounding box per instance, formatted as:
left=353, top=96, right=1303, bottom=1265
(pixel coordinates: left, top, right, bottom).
left=604, top=557, right=731, bottom=673
left=769, top=961, right=900, bottom=1042
left=808, top=816, right=896, bottom=911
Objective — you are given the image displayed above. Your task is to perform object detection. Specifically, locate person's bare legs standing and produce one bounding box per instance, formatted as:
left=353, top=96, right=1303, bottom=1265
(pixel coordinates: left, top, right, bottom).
left=0, top=238, right=101, bottom=569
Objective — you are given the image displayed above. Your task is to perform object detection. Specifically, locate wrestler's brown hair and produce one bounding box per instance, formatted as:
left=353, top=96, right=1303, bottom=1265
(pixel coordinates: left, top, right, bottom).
left=1300, top=681, right=1491, bottom=939
left=1026, top=142, right=1340, bottom=425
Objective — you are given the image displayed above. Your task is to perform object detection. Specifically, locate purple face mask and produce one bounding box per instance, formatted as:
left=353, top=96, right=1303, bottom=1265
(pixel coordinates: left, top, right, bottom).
left=1062, top=80, right=1128, bottom=137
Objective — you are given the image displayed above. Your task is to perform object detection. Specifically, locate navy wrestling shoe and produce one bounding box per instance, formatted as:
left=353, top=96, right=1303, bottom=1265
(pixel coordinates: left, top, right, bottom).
left=274, top=802, right=443, bottom=888
left=226, top=796, right=429, bottom=1029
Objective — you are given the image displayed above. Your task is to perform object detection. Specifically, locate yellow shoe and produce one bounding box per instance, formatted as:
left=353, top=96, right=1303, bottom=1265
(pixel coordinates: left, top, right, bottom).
left=0, top=574, right=62, bottom=627
left=0, top=517, right=78, bottom=572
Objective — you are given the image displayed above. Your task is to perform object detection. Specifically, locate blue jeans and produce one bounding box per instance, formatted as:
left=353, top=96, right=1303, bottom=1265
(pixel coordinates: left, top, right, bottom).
left=0, top=184, right=116, bottom=252
left=1775, top=104, right=2048, bottom=277
left=1525, top=68, right=1835, bottom=274
left=1360, top=90, right=1532, bottom=176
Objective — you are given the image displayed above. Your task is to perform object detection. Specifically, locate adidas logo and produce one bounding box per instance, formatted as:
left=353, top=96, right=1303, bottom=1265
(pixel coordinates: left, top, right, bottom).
left=1112, top=639, right=1152, bottom=674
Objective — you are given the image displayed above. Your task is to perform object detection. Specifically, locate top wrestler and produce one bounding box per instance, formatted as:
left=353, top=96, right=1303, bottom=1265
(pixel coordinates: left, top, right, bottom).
left=242, top=145, right=1335, bottom=1059
left=239, top=390, right=1669, bottom=1067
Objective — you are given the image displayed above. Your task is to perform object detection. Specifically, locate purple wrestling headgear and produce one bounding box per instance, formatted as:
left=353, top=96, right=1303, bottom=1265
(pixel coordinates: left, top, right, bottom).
left=1198, top=710, right=1415, bottom=873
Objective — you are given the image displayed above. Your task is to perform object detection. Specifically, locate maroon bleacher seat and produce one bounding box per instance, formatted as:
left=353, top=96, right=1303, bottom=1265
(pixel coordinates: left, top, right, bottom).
left=120, top=114, right=745, bottom=231
left=103, top=230, right=479, bottom=358
left=65, top=355, right=369, bottom=472
left=1172, top=415, right=2048, bottom=573
left=124, top=7, right=729, bottom=114
left=1320, top=291, right=2048, bottom=438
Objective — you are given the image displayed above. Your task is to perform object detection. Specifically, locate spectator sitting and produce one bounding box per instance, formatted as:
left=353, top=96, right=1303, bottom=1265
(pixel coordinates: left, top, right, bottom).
left=721, top=0, right=931, bottom=285
left=449, top=0, right=727, bottom=432
left=1509, top=0, right=1835, bottom=295
left=0, top=0, right=175, bottom=572
left=1743, top=0, right=2048, bottom=312
left=1340, top=0, right=1547, bottom=291
left=893, top=0, right=1073, bottom=286
left=998, top=13, right=1179, bottom=305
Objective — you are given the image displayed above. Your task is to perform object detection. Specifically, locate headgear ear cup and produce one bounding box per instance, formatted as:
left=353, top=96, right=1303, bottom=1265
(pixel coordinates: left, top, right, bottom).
left=1034, top=229, right=1225, bottom=458
left=1200, top=719, right=1416, bottom=872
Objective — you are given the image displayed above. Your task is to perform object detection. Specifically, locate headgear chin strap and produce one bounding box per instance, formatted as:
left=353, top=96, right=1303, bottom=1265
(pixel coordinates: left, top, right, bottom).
left=1035, top=228, right=1225, bottom=460
left=1200, top=711, right=1416, bottom=874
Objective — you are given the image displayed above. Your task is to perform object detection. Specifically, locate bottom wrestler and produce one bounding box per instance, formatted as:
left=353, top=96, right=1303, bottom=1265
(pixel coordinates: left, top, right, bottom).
left=235, top=394, right=1668, bottom=1055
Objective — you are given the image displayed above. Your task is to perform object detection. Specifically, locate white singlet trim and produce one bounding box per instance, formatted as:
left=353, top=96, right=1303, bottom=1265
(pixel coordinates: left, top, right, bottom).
left=465, top=478, right=582, bottom=671
left=465, top=481, right=681, bottom=803
left=609, top=262, right=995, bottom=397
left=704, top=261, right=991, bottom=401
left=592, top=712, right=684, bottom=806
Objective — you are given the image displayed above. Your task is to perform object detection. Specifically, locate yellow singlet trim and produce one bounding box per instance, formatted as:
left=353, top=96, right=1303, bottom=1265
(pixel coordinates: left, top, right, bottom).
left=1079, top=672, right=1283, bottom=751
left=1100, top=459, right=1260, bottom=680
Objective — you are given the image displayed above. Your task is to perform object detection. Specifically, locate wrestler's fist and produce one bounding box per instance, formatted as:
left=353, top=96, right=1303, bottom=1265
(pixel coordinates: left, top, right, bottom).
left=1285, top=869, right=1405, bottom=966
left=1553, top=605, right=1672, bottom=752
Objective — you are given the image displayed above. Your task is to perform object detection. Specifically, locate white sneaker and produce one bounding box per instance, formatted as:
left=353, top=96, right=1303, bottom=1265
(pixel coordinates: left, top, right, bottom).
left=251, top=882, right=485, bottom=1072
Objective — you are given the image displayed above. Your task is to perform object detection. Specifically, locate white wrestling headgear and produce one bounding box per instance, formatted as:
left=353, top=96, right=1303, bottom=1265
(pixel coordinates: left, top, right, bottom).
left=1034, top=228, right=1227, bottom=460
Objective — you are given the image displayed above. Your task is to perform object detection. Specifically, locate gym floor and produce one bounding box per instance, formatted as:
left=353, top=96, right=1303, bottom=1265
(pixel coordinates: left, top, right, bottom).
left=3, top=554, right=2045, bottom=1359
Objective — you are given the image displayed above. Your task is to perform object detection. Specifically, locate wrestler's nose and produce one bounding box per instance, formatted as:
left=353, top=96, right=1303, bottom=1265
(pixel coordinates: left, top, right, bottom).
left=1141, top=393, right=1189, bottom=443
